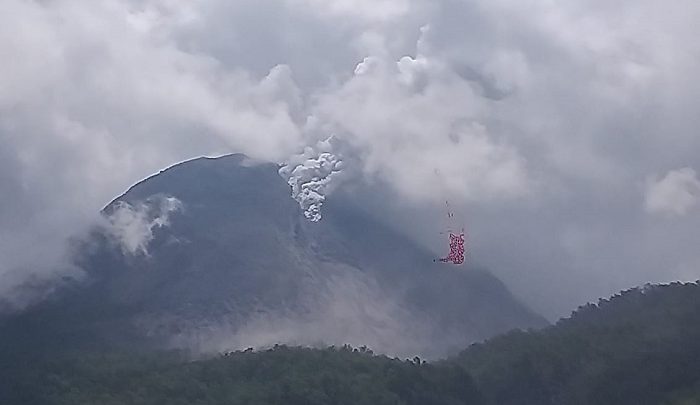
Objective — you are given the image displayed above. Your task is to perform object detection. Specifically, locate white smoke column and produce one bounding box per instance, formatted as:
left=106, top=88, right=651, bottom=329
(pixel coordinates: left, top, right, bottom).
left=279, top=137, right=345, bottom=221
left=104, top=195, right=183, bottom=255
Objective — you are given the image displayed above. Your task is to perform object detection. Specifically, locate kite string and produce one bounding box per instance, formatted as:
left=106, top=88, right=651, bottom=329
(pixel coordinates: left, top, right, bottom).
left=434, top=168, right=468, bottom=264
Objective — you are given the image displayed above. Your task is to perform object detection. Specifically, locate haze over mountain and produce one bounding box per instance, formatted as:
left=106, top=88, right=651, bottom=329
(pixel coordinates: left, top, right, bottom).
left=0, top=155, right=545, bottom=359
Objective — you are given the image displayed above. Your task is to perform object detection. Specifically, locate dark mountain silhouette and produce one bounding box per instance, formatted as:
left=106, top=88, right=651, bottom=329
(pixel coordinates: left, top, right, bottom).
left=0, top=154, right=545, bottom=359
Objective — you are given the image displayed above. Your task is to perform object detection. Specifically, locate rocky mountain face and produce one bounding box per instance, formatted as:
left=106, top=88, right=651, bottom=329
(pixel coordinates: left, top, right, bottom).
left=0, top=154, right=546, bottom=359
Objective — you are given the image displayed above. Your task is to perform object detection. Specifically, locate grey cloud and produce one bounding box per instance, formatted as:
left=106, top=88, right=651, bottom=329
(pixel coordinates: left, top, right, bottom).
left=2, top=0, right=700, bottom=320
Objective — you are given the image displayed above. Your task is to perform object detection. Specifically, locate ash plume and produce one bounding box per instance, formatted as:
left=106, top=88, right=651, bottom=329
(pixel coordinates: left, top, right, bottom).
left=279, top=137, right=345, bottom=222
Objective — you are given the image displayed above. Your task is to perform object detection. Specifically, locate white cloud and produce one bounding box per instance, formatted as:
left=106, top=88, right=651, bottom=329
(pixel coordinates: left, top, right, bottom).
left=312, top=35, right=533, bottom=203
left=103, top=196, right=183, bottom=256
left=645, top=168, right=700, bottom=216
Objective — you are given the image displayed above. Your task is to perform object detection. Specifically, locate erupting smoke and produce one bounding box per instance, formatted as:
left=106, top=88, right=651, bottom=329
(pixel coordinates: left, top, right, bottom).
left=279, top=138, right=345, bottom=222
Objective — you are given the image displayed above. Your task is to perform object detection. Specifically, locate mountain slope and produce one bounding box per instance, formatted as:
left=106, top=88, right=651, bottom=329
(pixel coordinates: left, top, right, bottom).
left=0, top=154, right=545, bottom=359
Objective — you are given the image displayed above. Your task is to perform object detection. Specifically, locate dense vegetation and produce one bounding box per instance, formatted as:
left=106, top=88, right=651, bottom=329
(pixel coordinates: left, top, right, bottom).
left=2, top=282, right=700, bottom=405
left=456, top=282, right=700, bottom=405
left=0, top=345, right=482, bottom=405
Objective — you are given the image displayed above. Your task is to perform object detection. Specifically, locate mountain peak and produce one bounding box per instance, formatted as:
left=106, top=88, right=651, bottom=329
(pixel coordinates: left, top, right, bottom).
left=4, top=155, right=546, bottom=359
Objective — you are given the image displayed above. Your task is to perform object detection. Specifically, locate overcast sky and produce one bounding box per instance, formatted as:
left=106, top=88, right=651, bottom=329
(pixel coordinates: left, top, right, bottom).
left=1, top=0, right=699, bottom=318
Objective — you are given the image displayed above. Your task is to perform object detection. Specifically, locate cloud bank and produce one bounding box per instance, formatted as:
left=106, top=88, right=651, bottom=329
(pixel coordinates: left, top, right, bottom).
left=1, top=0, right=700, bottom=318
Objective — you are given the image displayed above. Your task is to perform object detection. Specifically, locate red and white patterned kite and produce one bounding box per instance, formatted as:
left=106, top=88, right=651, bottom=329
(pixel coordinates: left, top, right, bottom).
left=439, top=232, right=465, bottom=265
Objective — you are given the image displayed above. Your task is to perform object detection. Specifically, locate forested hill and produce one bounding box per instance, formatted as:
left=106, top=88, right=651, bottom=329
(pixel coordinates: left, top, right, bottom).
left=1, top=346, right=484, bottom=405
left=456, top=281, right=700, bottom=405
left=2, top=282, right=700, bottom=405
